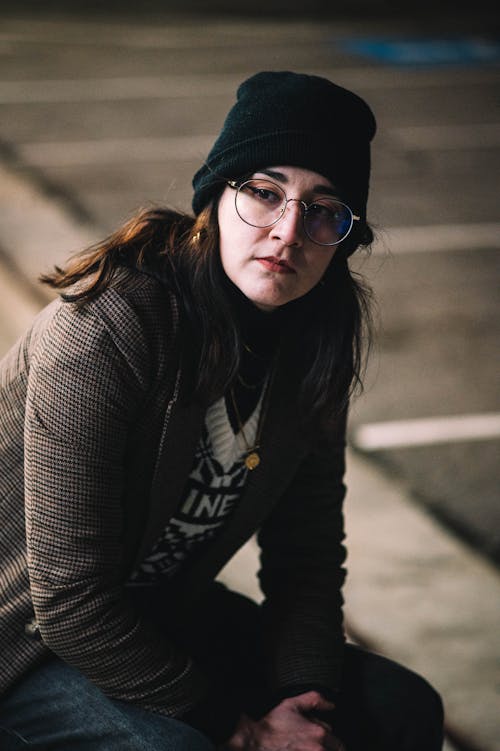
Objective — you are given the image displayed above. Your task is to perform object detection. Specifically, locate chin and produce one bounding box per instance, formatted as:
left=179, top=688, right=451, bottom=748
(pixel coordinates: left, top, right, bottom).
left=252, top=300, right=280, bottom=312
left=245, top=284, right=297, bottom=311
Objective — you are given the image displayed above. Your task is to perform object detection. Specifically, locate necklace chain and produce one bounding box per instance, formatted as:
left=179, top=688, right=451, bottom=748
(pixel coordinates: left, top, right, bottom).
left=229, top=360, right=277, bottom=470
left=242, top=340, right=267, bottom=360
left=237, top=372, right=267, bottom=390
left=239, top=339, right=270, bottom=389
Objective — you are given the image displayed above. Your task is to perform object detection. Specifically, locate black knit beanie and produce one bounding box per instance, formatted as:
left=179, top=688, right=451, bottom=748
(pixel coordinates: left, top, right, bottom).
left=192, top=71, right=376, bottom=221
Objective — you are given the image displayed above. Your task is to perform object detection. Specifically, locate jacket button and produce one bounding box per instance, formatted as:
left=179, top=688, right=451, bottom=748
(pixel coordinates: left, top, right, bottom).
left=24, top=618, right=41, bottom=639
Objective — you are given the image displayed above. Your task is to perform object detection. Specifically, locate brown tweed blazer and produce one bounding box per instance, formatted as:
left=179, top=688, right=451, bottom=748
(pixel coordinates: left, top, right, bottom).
left=0, top=267, right=347, bottom=717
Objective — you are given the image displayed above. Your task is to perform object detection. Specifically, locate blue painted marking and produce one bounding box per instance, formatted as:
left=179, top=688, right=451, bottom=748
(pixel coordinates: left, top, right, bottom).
left=340, top=38, right=500, bottom=66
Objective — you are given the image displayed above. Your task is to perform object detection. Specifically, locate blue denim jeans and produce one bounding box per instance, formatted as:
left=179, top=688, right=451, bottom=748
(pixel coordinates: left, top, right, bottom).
left=0, top=585, right=443, bottom=750
left=0, top=657, right=215, bottom=751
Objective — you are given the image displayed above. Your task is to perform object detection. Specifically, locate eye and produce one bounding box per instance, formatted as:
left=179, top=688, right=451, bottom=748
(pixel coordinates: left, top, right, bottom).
left=241, top=180, right=283, bottom=207
left=308, top=200, right=348, bottom=224
left=308, top=202, right=334, bottom=219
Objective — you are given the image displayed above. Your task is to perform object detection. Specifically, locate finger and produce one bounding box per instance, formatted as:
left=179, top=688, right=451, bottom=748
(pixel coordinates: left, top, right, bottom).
left=293, top=690, right=337, bottom=713
left=315, top=724, right=345, bottom=751
left=310, top=717, right=333, bottom=732
left=306, top=720, right=345, bottom=751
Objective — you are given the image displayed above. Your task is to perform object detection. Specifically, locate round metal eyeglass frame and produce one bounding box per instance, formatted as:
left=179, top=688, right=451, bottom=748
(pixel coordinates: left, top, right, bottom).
left=227, top=178, right=360, bottom=246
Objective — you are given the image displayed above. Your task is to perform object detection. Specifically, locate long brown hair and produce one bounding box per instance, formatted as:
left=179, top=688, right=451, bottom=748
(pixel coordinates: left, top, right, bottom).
left=42, top=197, right=373, bottom=432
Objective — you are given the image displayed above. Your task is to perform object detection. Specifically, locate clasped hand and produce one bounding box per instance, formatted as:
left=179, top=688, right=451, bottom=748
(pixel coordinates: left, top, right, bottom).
left=220, top=690, right=345, bottom=751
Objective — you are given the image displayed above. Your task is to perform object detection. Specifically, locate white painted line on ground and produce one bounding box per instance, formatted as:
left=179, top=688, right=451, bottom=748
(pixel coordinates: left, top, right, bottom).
left=0, top=164, right=98, bottom=290
left=389, top=122, right=500, bottom=150
left=1, top=65, right=499, bottom=103
left=353, top=413, right=500, bottom=451
left=373, top=223, right=500, bottom=253
left=0, top=21, right=328, bottom=49
left=322, top=66, right=500, bottom=90
left=0, top=75, right=239, bottom=104
left=0, top=256, right=42, bottom=348
left=0, top=32, right=254, bottom=50
left=19, top=136, right=216, bottom=165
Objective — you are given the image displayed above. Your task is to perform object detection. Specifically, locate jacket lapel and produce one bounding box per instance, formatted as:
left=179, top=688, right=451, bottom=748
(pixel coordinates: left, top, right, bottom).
left=175, top=352, right=309, bottom=603
left=133, top=366, right=204, bottom=568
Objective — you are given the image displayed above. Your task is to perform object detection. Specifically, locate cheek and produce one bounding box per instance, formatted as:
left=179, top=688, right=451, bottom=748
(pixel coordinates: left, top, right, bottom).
left=218, top=216, right=263, bottom=272
left=218, top=222, right=246, bottom=274
left=217, top=199, right=238, bottom=272
left=219, top=192, right=242, bottom=232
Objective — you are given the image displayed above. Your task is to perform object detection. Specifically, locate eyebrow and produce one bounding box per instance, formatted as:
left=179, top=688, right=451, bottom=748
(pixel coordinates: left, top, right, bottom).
left=255, top=168, right=340, bottom=198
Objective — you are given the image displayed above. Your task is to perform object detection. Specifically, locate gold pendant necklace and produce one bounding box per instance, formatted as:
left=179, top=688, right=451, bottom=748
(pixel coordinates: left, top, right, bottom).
left=229, top=388, right=262, bottom=470
left=244, top=451, right=261, bottom=471
left=229, top=362, right=277, bottom=471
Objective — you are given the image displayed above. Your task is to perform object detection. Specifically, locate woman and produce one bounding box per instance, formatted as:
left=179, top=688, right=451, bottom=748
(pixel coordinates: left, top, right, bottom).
left=0, top=71, right=444, bottom=750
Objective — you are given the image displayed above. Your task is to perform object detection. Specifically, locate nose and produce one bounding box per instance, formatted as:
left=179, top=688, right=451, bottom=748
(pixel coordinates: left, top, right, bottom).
left=270, top=199, right=305, bottom=247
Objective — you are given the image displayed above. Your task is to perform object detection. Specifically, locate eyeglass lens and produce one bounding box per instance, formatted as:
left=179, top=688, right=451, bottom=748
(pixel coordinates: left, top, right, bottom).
left=235, top=179, right=353, bottom=245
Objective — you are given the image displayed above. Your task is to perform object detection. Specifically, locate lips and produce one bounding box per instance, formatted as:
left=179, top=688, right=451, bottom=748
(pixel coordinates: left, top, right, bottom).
left=256, top=256, right=295, bottom=274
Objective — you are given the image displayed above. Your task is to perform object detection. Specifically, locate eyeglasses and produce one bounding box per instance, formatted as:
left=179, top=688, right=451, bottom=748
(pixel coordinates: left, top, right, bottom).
left=227, top=178, right=359, bottom=246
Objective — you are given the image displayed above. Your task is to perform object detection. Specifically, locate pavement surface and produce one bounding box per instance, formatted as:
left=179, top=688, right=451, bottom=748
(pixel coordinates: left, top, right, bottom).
left=0, top=8, right=499, bottom=751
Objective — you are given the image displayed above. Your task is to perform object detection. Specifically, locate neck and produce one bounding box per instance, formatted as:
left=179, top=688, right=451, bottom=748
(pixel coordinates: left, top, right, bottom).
left=223, top=276, right=285, bottom=357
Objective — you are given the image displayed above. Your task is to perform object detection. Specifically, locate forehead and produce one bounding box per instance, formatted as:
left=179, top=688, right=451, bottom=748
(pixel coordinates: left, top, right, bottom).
left=252, top=165, right=337, bottom=194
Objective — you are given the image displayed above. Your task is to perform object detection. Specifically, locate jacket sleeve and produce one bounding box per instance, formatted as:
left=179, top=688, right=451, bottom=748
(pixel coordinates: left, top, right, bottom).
left=24, top=297, right=208, bottom=717
left=256, top=416, right=348, bottom=700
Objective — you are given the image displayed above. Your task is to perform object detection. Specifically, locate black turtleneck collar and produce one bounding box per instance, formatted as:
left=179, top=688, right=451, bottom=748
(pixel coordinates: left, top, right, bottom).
left=223, top=275, right=285, bottom=360
left=223, top=277, right=287, bottom=429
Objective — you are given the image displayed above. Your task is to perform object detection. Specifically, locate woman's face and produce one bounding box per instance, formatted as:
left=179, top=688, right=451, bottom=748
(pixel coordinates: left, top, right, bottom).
left=217, top=165, right=339, bottom=312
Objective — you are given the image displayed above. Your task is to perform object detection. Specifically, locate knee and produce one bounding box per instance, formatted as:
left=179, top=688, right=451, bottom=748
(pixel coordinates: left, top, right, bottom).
left=341, top=647, right=444, bottom=748
left=404, top=671, right=443, bottom=723
left=112, top=706, right=216, bottom=751
left=392, top=669, right=444, bottom=748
